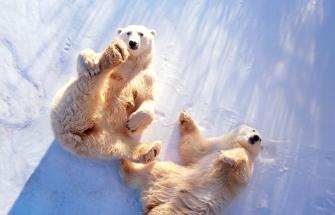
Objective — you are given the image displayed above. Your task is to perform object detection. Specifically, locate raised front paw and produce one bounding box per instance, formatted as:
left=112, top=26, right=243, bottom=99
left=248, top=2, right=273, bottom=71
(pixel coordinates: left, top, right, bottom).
left=179, top=111, right=193, bottom=126
left=126, top=110, right=154, bottom=135
left=179, top=112, right=197, bottom=134
left=99, top=39, right=129, bottom=70
left=77, top=49, right=100, bottom=77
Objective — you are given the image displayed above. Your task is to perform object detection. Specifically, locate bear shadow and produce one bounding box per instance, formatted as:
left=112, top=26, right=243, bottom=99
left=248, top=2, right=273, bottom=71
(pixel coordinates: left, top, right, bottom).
left=9, top=140, right=142, bottom=215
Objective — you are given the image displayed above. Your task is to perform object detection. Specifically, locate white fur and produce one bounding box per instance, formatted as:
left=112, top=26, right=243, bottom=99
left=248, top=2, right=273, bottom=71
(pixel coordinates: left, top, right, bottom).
left=121, top=112, right=263, bottom=214
left=50, top=25, right=161, bottom=162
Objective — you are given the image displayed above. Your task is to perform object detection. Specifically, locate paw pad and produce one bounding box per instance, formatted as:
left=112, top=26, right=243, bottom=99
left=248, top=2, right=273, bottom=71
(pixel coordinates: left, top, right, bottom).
left=140, top=142, right=161, bottom=163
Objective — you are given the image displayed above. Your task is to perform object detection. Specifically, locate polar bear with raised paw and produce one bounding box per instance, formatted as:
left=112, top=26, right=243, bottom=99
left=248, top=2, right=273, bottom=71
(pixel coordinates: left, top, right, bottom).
left=120, top=112, right=263, bottom=214
left=50, top=25, right=161, bottom=163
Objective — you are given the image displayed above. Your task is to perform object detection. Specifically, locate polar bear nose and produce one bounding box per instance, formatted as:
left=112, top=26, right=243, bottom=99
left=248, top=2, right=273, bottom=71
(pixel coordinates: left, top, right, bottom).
left=249, top=134, right=261, bottom=144
left=129, top=40, right=138, bottom=50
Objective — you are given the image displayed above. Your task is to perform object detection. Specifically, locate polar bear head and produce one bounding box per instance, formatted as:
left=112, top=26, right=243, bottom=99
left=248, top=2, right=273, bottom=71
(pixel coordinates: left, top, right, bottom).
left=117, top=25, right=156, bottom=57
left=228, top=124, right=263, bottom=158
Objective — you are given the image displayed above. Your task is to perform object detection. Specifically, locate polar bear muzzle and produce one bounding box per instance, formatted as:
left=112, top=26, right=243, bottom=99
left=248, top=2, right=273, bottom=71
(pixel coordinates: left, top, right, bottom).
left=129, top=40, right=139, bottom=50
left=248, top=134, right=261, bottom=144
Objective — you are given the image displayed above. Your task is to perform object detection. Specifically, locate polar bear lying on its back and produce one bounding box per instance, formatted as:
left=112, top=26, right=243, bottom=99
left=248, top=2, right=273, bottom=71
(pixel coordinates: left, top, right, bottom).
left=121, top=112, right=263, bottom=214
left=50, top=25, right=161, bottom=163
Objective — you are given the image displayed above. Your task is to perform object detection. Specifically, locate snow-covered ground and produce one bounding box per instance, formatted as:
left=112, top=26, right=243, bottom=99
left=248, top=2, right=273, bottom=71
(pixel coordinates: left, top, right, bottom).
left=1, top=0, right=334, bottom=214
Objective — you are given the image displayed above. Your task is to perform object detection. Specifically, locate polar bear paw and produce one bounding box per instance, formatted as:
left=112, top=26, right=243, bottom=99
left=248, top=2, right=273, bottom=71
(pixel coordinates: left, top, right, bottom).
left=126, top=110, right=154, bottom=135
left=179, top=111, right=197, bottom=134
left=179, top=111, right=193, bottom=126
left=77, top=49, right=100, bottom=77
left=137, top=141, right=161, bottom=163
left=99, top=39, right=129, bottom=70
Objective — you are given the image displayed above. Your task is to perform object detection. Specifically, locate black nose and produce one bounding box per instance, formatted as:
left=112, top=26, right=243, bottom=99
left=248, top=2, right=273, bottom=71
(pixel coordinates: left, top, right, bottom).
left=249, top=135, right=261, bottom=144
left=129, top=41, right=138, bottom=49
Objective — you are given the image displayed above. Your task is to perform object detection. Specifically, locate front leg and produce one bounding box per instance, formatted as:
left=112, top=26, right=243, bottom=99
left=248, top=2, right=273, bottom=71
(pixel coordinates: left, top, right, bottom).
left=77, top=39, right=129, bottom=77
left=99, top=38, right=129, bottom=71
left=77, top=49, right=101, bottom=77
left=126, top=100, right=155, bottom=135
left=179, top=112, right=210, bottom=165
left=217, top=150, right=250, bottom=185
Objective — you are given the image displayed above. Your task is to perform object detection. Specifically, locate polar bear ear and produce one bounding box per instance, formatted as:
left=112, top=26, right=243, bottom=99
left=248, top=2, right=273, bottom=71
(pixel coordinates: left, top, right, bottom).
left=150, top=30, right=156, bottom=37
left=117, top=28, right=123, bottom=35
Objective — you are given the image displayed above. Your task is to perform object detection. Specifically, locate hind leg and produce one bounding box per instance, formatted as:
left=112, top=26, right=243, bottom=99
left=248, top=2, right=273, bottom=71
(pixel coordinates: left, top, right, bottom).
left=126, top=100, right=155, bottom=136
left=113, top=139, right=162, bottom=163
left=132, top=141, right=162, bottom=163
left=58, top=129, right=117, bottom=159
left=59, top=130, right=161, bottom=163
left=178, top=112, right=210, bottom=165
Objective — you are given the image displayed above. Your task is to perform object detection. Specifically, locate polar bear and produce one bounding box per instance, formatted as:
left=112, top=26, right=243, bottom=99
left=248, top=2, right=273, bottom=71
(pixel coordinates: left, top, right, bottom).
left=120, top=112, right=263, bottom=214
left=50, top=25, right=161, bottom=163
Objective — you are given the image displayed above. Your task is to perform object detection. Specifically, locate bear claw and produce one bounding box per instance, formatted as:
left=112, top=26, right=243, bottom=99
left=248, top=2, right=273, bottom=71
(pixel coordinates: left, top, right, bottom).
left=125, top=121, right=136, bottom=133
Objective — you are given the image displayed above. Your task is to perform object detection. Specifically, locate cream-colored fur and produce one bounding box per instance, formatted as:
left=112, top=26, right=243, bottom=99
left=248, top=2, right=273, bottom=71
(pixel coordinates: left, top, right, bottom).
left=120, top=112, right=263, bottom=214
left=50, top=25, right=161, bottom=162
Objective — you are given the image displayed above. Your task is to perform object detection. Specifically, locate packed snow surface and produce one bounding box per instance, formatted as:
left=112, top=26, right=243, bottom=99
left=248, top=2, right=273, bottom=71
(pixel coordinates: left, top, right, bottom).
left=1, top=0, right=334, bottom=214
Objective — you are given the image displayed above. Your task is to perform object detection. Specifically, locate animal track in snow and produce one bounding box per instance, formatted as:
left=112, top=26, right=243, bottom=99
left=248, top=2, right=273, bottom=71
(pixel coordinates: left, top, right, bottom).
left=63, top=37, right=72, bottom=52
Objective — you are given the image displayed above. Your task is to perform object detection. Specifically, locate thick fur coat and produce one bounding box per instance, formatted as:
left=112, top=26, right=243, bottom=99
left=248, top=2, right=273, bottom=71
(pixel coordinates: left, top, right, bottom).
left=50, top=25, right=161, bottom=162
left=121, top=112, right=263, bottom=214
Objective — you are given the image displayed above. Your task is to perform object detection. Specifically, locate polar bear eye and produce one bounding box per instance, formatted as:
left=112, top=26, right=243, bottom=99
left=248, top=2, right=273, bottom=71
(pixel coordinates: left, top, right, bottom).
left=127, top=31, right=132, bottom=36
left=138, top=32, right=144, bottom=37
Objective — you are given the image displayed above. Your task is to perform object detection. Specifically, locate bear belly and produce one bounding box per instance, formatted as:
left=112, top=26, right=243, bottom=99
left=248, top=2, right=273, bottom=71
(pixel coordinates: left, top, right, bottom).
left=102, top=81, right=138, bottom=132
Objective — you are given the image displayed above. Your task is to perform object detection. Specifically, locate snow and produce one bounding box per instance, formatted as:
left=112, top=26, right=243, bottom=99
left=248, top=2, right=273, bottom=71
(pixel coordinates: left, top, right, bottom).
left=1, top=0, right=335, bottom=214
